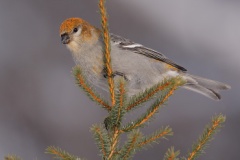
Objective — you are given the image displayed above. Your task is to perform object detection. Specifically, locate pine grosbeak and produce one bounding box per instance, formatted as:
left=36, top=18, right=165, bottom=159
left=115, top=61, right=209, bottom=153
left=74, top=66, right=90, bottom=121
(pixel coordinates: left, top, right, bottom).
left=59, top=17, right=230, bottom=100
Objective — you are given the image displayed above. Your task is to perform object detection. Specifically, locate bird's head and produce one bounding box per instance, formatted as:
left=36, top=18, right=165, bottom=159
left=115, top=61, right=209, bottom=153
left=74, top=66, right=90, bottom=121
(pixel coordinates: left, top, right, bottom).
left=59, top=18, right=100, bottom=52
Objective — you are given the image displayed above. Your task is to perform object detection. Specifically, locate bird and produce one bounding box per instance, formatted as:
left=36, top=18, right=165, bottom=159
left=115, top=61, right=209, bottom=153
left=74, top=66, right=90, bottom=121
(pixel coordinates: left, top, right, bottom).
left=59, top=17, right=230, bottom=100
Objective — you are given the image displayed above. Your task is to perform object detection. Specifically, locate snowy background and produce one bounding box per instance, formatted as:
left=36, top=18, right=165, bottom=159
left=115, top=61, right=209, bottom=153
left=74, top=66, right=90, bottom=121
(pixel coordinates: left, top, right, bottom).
left=0, top=0, right=239, bottom=159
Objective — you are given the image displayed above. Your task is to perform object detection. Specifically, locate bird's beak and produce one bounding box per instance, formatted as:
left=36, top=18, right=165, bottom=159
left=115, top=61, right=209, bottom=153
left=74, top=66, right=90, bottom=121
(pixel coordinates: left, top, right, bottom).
left=61, top=33, right=70, bottom=44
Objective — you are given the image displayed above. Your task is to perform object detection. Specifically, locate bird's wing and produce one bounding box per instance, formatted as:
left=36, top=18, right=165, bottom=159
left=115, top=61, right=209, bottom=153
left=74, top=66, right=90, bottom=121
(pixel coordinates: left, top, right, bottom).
left=110, top=34, right=187, bottom=72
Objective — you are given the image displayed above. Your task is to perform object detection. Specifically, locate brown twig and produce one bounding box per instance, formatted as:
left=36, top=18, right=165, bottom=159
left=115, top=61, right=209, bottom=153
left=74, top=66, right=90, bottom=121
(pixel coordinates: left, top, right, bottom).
left=126, top=82, right=171, bottom=111
left=76, top=72, right=111, bottom=111
left=99, top=0, right=115, bottom=106
left=123, top=84, right=179, bottom=132
left=187, top=114, right=226, bottom=160
left=108, top=128, right=121, bottom=159
left=138, top=131, right=171, bottom=148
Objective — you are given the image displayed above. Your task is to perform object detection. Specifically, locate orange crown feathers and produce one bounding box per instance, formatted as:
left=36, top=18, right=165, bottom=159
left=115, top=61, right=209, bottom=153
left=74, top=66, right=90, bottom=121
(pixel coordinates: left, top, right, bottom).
left=60, top=17, right=89, bottom=35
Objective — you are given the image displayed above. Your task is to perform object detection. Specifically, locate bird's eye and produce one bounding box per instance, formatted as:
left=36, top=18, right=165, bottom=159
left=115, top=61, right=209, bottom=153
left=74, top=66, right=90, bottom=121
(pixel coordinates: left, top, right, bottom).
left=73, top=28, right=78, bottom=33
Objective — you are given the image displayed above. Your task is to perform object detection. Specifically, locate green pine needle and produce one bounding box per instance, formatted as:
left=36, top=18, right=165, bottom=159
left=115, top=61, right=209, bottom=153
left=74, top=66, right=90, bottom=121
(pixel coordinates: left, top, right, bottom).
left=138, top=126, right=173, bottom=149
left=119, top=130, right=143, bottom=160
left=45, top=146, right=81, bottom=160
left=122, top=80, right=181, bottom=132
left=4, top=155, right=21, bottom=160
left=91, top=125, right=111, bottom=158
left=109, top=79, right=127, bottom=129
left=187, top=114, right=226, bottom=160
left=72, top=66, right=111, bottom=111
left=126, top=77, right=185, bottom=111
left=163, top=147, right=180, bottom=160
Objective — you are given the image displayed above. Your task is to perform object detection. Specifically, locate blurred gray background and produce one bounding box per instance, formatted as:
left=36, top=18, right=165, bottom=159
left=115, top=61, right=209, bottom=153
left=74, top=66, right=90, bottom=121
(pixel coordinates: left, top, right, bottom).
left=0, top=0, right=239, bottom=159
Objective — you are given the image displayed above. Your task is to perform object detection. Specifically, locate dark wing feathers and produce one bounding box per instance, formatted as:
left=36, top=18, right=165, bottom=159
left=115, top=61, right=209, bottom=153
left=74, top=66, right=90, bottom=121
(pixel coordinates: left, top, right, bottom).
left=110, top=34, right=187, bottom=72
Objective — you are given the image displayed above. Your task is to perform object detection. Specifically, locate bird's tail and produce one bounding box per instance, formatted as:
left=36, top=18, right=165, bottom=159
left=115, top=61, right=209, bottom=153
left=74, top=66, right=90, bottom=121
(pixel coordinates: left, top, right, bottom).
left=182, top=74, right=231, bottom=100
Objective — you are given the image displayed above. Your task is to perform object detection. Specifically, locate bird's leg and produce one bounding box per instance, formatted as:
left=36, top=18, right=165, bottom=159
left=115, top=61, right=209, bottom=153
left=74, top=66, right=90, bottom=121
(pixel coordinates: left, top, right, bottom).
left=102, top=67, right=128, bottom=80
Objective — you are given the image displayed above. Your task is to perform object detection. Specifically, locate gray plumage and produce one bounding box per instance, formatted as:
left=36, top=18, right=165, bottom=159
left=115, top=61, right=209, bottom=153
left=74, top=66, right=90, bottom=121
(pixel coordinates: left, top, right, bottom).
left=64, top=23, right=230, bottom=100
left=108, top=34, right=230, bottom=100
